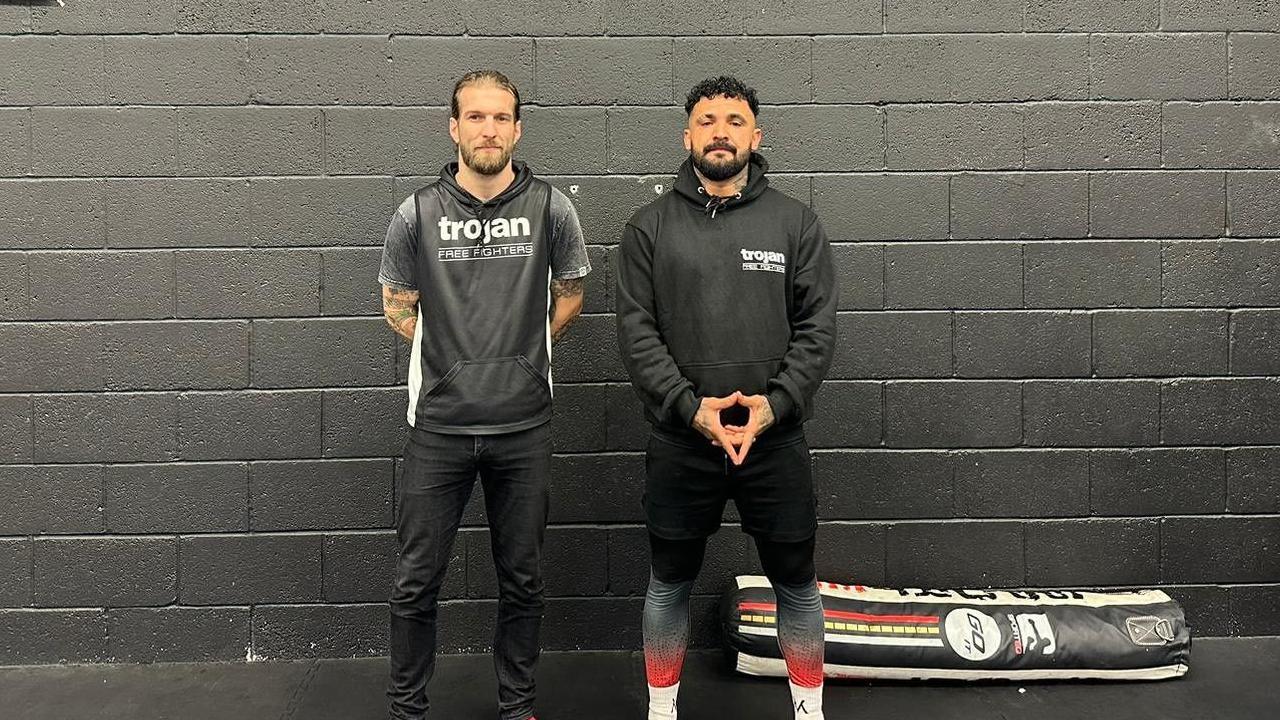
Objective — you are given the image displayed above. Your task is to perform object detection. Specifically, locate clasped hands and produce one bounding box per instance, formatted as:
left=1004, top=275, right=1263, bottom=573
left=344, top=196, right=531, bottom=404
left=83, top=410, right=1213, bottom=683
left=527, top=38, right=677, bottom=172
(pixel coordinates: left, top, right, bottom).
left=691, top=392, right=774, bottom=466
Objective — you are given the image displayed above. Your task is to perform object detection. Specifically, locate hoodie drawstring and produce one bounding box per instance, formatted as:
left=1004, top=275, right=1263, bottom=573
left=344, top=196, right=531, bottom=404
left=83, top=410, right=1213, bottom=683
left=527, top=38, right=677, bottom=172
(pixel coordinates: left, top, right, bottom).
left=702, top=191, right=742, bottom=219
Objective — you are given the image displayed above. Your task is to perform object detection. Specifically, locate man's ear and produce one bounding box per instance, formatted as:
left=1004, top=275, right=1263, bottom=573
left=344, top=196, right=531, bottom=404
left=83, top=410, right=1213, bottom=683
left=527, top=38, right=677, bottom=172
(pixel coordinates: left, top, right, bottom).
left=449, top=117, right=460, bottom=145
left=751, top=127, right=762, bottom=151
left=683, top=127, right=692, bottom=152
left=513, top=119, right=522, bottom=145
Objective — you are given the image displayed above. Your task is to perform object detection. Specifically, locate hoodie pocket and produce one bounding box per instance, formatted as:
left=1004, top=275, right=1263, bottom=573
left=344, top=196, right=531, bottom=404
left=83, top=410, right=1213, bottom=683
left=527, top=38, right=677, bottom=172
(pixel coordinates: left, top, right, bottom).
left=419, top=355, right=550, bottom=428
left=678, top=356, right=783, bottom=400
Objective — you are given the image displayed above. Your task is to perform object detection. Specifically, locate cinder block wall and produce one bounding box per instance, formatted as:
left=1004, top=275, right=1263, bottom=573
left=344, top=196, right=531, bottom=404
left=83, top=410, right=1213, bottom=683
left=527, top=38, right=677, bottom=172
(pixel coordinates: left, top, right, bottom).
left=1, top=1, right=1278, bottom=664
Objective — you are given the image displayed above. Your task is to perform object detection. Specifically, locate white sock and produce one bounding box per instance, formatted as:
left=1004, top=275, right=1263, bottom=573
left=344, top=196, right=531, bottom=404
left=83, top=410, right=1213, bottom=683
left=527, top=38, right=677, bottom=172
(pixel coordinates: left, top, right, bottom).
left=789, top=681, right=823, bottom=719
left=647, top=682, right=679, bottom=720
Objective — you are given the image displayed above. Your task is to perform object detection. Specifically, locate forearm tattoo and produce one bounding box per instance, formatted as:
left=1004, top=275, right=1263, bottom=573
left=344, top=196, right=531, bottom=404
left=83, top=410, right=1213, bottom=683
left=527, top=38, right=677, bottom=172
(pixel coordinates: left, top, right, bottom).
left=382, top=286, right=419, bottom=342
left=549, top=277, right=585, bottom=344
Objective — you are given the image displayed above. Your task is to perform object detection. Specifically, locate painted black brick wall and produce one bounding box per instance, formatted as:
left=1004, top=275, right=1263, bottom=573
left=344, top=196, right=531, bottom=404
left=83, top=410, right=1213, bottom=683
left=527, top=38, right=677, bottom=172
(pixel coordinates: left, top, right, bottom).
left=0, top=1, right=1278, bottom=663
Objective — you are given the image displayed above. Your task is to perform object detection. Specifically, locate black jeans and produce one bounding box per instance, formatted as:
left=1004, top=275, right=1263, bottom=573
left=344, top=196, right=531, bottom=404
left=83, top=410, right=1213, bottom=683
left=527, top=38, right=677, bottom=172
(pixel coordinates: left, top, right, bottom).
left=388, top=422, right=551, bottom=720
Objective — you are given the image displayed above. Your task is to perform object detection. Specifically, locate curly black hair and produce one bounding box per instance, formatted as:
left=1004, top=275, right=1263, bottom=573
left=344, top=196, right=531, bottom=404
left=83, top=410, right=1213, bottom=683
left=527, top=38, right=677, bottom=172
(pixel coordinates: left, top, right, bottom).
left=684, top=76, right=759, bottom=117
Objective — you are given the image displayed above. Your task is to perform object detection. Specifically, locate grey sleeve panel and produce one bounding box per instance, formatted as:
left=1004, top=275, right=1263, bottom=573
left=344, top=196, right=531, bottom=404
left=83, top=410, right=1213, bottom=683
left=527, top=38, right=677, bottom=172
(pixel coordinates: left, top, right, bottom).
left=377, top=196, right=418, bottom=290
left=549, top=187, right=592, bottom=281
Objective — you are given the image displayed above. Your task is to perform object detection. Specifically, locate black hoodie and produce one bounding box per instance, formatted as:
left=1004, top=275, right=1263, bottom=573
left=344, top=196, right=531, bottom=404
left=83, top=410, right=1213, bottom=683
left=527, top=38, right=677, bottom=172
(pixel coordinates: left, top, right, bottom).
left=615, top=153, right=838, bottom=445
left=407, top=161, right=555, bottom=434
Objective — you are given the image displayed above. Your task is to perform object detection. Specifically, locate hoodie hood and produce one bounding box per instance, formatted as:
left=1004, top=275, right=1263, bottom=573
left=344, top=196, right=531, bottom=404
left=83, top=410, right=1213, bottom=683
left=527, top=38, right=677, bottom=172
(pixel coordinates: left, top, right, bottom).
left=674, top=152, right=771, bottom=217
left=438, top=160, right=535, bottom=220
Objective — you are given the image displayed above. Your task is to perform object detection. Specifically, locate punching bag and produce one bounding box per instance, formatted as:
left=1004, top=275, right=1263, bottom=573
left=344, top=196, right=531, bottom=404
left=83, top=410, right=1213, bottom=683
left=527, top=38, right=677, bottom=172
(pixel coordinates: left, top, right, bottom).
left=724, top=576, right=1190, bottom=681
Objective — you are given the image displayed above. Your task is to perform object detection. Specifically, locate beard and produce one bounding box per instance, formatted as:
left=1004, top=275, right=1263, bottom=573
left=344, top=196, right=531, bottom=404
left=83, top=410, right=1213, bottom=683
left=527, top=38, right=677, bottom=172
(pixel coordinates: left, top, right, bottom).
left=459, top=142, right=512, bottom=176
left=692, top=144, right=750, bottom=181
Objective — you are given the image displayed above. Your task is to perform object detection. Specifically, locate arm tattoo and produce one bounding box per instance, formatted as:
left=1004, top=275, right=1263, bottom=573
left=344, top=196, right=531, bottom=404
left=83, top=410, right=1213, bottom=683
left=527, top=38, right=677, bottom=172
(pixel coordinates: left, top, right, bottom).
left=382, top=286, right=420, bottom=342
left=549, top=277, right=585, bottom=344
left=550, top=277, right=585, bottom=299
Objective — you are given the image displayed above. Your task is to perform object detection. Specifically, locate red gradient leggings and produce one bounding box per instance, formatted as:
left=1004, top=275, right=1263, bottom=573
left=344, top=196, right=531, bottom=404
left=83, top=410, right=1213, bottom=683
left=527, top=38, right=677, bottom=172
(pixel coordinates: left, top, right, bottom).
left=643, top=533, right=825, bottom=689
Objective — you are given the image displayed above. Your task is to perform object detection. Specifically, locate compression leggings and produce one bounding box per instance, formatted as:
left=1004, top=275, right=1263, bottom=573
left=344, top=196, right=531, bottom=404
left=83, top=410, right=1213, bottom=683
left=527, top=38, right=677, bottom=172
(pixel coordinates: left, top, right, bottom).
left=644, top=533, right=825, bottom=689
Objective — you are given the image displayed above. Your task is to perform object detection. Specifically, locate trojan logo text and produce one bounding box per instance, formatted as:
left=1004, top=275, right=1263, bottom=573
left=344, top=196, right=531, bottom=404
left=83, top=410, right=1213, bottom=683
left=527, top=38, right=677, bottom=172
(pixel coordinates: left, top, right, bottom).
left=437, top=215, right=534, bottom=262
left=740, top=248, right=786, bottom=273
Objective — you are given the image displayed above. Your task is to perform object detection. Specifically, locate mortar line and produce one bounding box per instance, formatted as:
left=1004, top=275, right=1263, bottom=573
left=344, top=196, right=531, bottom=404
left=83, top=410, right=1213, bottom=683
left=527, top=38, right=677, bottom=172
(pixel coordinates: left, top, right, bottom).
left=1086, top=173, right=1093, bottom=237
left=879, top=242, right=887, bottom=310
left=170, top=249, right=177, bottom=318
left=1159, top=102, right=1165, bottom=167
left=882, top=516, right=890, bottom=582
left=1222, top=445, right=1230, bottom=512
left=1157, top=380, right=1165, bottom=445
left=103, top=602, right=112, bottom=660
left=245, top=462, right=252, bottom=534
left=319, top=108, right=328, bottom=177
left=1222, top=171, right=1230, bottom=236
left=0, top=167, right=1267, bottom=184
left=27, top=395, right=35, bottom=466
left=946, top=175, right=953, bottom=239
left=669, top=37, right=676, bottom=105
left=949, top=310, right=956, bottom=376
left=1159, top=241, right=1166, bottom=306
left=317, top=251, right=326, bottom=317
left=99, top=463, right=108, bottom=532
left=25, top=106, right=33, bottom=176
left=1225, top=32, right=1232, bottom=99
left=881, top=108, right=889, bottom=169
left=23, top=31, right=1280, bottom=40
left=808, top=36, right=814, bottom=103
left=28, top=530, right=35, bottom=605
left=247, top=319, right=254, bottom=388
left=1019, top=381, right=1026, bottom=445
left=318, top=385, right=325, bottom=459
left=4, top=374, right=1280, bottom=399
left=879, top=381, right=886, bottom=446
left=602, top=528, right=612, bottom=595
left=319, top=532, right=327, bottom=601
left=1226, top=310, right=1234, bottom=374
left=173, top=534, right=182, bottom=613
left=947, top=448, right=957, bottom=517
left=6, top=512, right=1280, bottom=544
left=1156, top=516, right=1165, bottom=584
left=1020, top=103, right=1027, bottom=168
left=1020, top=242, right=1027, bottom=306
left=1020, top=520, right=1028, bottom=586
left=1086, top=33, right=1093, bottom=99
left=245, top=35, right=256, bottom=105
left=1089, top=311, right=1097, bottom=377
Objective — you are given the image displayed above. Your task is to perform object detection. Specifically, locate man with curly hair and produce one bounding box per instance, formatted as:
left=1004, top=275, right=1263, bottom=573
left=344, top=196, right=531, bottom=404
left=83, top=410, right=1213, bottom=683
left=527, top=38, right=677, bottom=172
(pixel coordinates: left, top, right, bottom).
left=616, top=76, right=838, bottom=719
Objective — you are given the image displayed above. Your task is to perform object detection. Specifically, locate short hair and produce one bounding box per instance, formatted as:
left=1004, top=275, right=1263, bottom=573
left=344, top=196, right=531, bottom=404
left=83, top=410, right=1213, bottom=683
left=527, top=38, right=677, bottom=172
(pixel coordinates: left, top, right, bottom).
left=451, top=70, right=522, bottom=121
left=684, top=76, right=759, bottom=118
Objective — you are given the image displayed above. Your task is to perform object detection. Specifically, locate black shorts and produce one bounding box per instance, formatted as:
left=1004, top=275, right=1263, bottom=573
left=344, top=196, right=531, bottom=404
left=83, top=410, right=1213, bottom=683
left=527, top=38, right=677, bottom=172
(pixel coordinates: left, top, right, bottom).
left=643, top=429, right=817, bottom=543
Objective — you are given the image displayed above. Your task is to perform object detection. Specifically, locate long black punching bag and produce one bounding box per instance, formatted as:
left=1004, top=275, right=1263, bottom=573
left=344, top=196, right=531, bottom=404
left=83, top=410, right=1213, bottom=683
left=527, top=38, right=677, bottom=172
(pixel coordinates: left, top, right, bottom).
left=724, top=576, right=1191, bottom=681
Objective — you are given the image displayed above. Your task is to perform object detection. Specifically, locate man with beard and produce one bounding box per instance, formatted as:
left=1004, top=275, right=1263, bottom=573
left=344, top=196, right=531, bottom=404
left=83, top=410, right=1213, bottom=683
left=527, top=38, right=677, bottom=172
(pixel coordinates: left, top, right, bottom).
left=378, top=70, right=591, bottom=720
left=616, top=77, right=838, bottom=720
